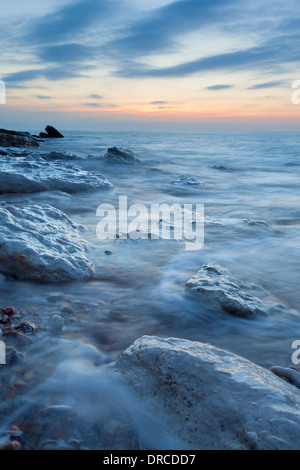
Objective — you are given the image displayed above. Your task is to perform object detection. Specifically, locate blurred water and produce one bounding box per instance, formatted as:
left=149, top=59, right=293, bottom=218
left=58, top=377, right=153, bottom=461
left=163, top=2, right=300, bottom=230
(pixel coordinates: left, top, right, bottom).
left=1, top=131, right=299, bottom=449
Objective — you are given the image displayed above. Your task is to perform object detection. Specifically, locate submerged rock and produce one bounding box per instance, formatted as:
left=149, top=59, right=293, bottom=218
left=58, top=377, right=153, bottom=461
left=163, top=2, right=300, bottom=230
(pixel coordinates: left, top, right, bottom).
left=0, top=129, right=39, bottom=148
left=113, top=336, right=300, bottom=450
left=0, top=154, right=113, bottom=194
left=48, top=315, right=65, bottom=334
left=41, top=151, right=81, bottom=160
left=104, top=147, right=140, bottom=163
left=0, top=203, right=94, bottom=281
left=171, top=175, right=205, bottom=188
left=243, top=219, right=270, bottom=231
left=212, top=164, right=228, bottom=171
left=186, top=264, right=280, bottom=318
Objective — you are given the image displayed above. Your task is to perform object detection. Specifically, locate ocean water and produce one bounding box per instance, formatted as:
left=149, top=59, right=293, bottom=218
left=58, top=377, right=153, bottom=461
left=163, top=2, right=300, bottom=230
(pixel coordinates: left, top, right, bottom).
left=1, top=131, right=300, bottom=449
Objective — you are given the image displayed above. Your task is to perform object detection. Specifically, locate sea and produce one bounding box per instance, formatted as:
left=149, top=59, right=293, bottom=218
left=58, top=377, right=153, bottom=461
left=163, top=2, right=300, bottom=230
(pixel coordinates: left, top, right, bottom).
left=0, top=130, right=299, bottom=449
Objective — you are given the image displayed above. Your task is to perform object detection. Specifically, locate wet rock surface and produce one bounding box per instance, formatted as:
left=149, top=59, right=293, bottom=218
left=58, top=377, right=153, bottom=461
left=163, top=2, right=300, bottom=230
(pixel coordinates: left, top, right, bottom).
left=0, top=202, right=94, bottom=281
left=104, top=147, right=140, bottom=163
left=171, top=175, right=205, bottom=187
left=0, top=129, right=39, bottom=148
left=113, top=336, right=300, bottom=450
left=0, top=154, right=113, bottom=194
left=185, top=264, right=282, bottom=318
left=270, top=366, right=300, bottom=389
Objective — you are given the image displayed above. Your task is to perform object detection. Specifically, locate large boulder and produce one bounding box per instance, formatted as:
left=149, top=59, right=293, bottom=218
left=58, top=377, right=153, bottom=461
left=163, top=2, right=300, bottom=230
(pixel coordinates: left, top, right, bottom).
left=185, top=264, right=284, bottom=318
left=39, top=125, right=64, bottom=138
left=0, top=154, right=113, bottom=194
left=104, top=147, right=140, bottom=163
left=0, top=129, right=39, bottom=148
left=0, top=203, right=95, bottom=281
left=113, top=336, right=300, bottom=450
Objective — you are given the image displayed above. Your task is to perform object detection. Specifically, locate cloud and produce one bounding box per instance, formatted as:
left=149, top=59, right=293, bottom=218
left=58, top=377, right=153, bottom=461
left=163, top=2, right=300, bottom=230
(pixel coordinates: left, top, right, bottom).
left=107, top=0, right=237, bottom=56
left=4, top=0, right=300, bottom=88
left=89, top=94, right=103, bottom=99
left=206, top=85, right=233, bottom=90
left=6, top=84, right=30, bottom=89
left=150, top=100, right=167, bottom=104
left=37, top=43, right=94, bottom=64
left=23, top=0, right=115, bottom=45
left=247, top=80, right=284, bottom=89
left=36, top=95, right=51, bottom=99
left=85, top=102, right=102, bottom=107
left=3, top=65, right=87, bottom=83
left=115, top=30, right=300, bottom=78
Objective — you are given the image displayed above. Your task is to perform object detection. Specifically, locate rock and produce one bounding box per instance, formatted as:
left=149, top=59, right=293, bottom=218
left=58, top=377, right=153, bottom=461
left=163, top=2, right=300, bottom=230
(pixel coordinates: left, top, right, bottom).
left=270, top=366, right=300, bottom=389
left=171, top=175, right=205, bottom=188
left=104, top=147, right=140, bottom=163
left=39, top=125, right=64, bottom=138
left=6, top=346, right=24, bottom=363
left=0, top=129, right=39, bottom=148
left=185, top=264, right=281, bottom=318
left=243, top=219, right=270, bottom=231
left=48, top=315, right=65, bottom=334
left=1, top=325, right=13, bottom=336
left=41, top=151, right=81, bottom=160
left=15, top=320, right=37, bottom=334
left=47, top=292, right=65, bottom=303
left=112, top=336, right=300, bottom=450
left=212, top=164, right=228, bottom=171
left=0, top=203, right=95, bottom=281
left=1, top=440, right=21, bottom=450
left=0, top=154, right=113, bottom=194
left=46, top=125, right=64, bottom=138
left=2, top=307, right=17, bottom=318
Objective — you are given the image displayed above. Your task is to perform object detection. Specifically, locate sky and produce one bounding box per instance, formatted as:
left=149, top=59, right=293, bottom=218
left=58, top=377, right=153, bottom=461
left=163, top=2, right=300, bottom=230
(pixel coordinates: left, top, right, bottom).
left=0, top=0, right=300, bottom=131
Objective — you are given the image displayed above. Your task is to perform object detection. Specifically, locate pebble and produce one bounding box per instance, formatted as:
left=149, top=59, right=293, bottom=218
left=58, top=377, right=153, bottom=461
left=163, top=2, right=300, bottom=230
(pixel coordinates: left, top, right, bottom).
left=6, top=346, right=24, bottom=363
left=1, top=440, right=21, bottom=450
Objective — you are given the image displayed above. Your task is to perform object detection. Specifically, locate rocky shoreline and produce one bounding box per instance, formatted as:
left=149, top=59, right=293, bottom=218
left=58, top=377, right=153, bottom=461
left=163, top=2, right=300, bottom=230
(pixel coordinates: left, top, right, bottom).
left=0, top=128, right=299, bottom=450
left=0, top=125, right=64, bottom=148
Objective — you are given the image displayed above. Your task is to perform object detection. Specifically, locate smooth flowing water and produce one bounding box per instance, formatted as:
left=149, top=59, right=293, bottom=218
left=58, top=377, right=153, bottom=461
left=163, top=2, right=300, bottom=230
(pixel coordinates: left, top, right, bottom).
left=0, top=131, right=299, bottom=449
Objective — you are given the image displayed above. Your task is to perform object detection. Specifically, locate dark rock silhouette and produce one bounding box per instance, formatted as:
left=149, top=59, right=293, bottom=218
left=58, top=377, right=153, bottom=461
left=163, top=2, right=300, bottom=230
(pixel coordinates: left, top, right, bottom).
left=0, top=129, right=39, bottom=147
left=39, top=125, right=64, bottom=138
